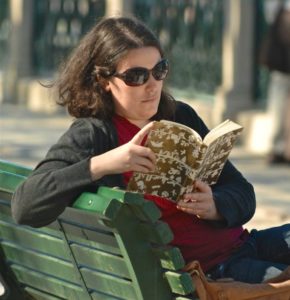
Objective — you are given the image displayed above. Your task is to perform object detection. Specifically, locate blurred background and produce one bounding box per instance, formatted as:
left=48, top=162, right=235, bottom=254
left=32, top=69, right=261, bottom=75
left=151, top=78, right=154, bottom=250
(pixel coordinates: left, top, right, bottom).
left=0, top=0, right=289, bottom=229
left=0, top=0, right=282, bottom=152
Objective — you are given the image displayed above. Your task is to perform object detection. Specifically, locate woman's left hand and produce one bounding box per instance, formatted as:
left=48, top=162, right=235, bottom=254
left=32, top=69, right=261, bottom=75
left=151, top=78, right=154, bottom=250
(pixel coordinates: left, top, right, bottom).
left=177, top=180, right=223, bottom=221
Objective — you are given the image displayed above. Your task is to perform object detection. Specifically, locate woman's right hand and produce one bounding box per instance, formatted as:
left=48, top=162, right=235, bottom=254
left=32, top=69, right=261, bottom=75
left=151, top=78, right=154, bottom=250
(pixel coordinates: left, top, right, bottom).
left=89, top=122, right=156, bottom=180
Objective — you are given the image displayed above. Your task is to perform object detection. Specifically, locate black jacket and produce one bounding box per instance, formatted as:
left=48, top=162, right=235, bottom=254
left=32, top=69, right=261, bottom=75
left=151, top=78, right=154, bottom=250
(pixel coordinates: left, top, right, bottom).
left=12, top=101, right=256, bottom=228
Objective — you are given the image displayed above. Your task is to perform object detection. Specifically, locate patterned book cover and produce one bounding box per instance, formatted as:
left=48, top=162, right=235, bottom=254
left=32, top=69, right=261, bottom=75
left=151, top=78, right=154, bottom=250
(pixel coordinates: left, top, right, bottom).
left=127, top=120, right=243, bottom=202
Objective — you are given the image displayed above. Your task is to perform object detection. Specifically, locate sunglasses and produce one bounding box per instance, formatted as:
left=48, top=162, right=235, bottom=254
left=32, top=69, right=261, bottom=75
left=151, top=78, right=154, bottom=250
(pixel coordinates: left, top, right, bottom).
left=112, top=58, right=169, bottom=86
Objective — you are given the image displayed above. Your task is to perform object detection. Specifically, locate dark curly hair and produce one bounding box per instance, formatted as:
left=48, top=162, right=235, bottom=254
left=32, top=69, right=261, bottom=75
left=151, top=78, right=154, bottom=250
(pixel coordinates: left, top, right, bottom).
left=52, top=16, right=176, bottom=120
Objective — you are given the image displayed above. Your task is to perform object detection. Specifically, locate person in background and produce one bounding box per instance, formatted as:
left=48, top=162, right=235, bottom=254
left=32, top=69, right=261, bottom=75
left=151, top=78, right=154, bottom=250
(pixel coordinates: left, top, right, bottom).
left=260, top=1, right=290, bottom=164
left=11, top=15, right=290, bottom=290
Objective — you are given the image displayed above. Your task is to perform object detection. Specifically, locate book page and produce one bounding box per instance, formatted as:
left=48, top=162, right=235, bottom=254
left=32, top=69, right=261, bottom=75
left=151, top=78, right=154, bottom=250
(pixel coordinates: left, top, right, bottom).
left=196, top=130, right=242, bottom=185
left=127, top=121, right=204, bottom=202
left=203, top=119, right=243, bottom=146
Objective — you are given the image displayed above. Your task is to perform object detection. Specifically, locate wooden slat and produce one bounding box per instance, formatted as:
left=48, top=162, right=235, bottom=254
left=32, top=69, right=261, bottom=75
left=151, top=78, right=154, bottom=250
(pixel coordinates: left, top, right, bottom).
left=0, top=159, right=31, bottom=177
left=16, top=266, right=130, bottom=300
left=0, top=191, right=11, bottom=202
left=10, top=264, right=85, bottom=299
left=152, top=246, right=185, bottom=270
left=164, top=271, right=195, bottom=295
left=45, top=219, right=122, bottom=256
left=0, top=208, right=66, bottom=243
left=0, top=221, right=68, bottom=259
left=90, top=291, right=125, bottom=300
left=0, top=171, right=26, bottom=193
left=61, top=222, right=118, bottom=250
left=24, top=287, right=64, bottom=300
left=81, top=267, right=137, bottom=300
left=0, top=201, right=12, bottom=219
left=67, top=235, right=121, bottom=257
left=71, top=243, right=129, bottom=278
left=1, top=242, right=77, bottom=283
left=59, top=206, right=116, bottom=235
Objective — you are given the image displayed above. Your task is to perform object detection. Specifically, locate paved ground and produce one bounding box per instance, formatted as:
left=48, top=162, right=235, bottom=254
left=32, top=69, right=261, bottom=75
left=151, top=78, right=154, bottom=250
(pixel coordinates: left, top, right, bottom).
left=1, top=103, right=290, bottom=230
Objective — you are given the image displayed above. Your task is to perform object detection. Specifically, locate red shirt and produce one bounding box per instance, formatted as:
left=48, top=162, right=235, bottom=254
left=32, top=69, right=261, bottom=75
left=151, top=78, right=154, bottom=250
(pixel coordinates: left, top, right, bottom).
left=113, top=115, right=248, bottom=272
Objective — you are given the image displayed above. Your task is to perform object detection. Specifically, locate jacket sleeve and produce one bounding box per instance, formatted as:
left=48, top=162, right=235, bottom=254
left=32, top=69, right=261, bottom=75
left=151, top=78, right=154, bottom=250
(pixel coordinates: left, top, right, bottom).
left=11, top=119, right=98, bottom=227
left=174, top=101, right=256, bottom=228
left=212, top=161, right=256, bottom=228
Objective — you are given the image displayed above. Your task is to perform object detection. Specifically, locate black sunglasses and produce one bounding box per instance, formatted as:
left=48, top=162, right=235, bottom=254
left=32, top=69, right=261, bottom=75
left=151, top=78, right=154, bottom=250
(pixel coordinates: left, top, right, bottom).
left=112, top=58, right=169, bottom=86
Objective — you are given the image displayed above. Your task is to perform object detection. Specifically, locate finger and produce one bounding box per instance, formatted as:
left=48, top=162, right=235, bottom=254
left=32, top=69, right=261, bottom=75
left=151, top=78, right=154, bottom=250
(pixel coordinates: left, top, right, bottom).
left=131, top=122, right=155, bottom=145
left=132, top=144, right=156, bottom=164
left=177, top=204, right=204, bottom=218
left=134, top=156, right=156, bottom=172
left=195, top=180, right=211, bottom=193
left=183, top=192, right=205, bottom=203
left=178, top=205, right=206, bottom=218
left=183, top=193, right=197, bottom=202
left=132, top=164, right=155, bottom=173
left=178, top=200, right=207, bottom=213
left=177, top=200, right=199, bottom=209
left=176, top=205, right=196, bottom=215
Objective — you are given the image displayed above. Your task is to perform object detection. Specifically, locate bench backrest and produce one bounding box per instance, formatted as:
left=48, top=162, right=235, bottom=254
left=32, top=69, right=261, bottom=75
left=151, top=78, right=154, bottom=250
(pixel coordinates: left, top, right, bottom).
left=0, top=159, right=198, bottom=300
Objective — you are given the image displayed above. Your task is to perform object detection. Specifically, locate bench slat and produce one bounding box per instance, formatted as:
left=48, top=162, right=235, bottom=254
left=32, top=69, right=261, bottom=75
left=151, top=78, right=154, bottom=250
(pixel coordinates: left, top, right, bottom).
left=0, top=171, right=26, bottom=193
left=0, top=220, right=68, bottom=259
left=81, top=268, right=137, bottom=299
left=71, top=244, right=130, bottom=278
left=10, top=264, right=85, bottom=299
left=10, top=252, right=137, bottom=299
left=0, top=191, right=11, bottom=202
left=165, top=271, right=195, bottom=295
left=0, top=160, right=31, bottom=177
left=0, top=223, right=130, bottom=280
left=152, top=246, right=185, bottom=270
left=60, top=221, right=118, bottom=249
left=24, top=287, right=64, bottom=300
left=0, top=201, right=15, bottom=218
left=1, top=242, right=77, bottom=282
left=90, top=291, right=125, bottom=300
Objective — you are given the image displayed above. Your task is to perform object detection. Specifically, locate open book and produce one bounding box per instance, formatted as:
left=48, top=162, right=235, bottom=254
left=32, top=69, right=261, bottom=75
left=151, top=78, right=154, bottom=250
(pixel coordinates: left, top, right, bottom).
left=127, top=119, right=243, bottom=202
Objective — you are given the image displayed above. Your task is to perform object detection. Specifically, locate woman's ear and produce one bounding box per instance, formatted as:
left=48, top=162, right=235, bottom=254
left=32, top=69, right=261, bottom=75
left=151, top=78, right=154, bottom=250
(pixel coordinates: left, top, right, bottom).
left=98, top=77, right=111, bottom=92
left=103, top=80, right=111, bottom=92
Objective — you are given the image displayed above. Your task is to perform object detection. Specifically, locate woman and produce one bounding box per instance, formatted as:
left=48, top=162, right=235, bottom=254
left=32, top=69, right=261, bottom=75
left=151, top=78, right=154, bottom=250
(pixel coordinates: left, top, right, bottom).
left=12, top=16, right=290, bottom=285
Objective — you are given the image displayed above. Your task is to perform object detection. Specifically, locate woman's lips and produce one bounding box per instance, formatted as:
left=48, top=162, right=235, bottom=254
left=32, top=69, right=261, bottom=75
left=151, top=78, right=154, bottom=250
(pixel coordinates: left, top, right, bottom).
left=141, top=96, right=157, bottom=102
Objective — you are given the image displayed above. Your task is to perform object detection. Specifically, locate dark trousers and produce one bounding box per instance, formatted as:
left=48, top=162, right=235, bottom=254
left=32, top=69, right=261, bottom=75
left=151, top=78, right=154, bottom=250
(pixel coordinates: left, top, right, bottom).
left=207, top=224, right=290, bottom=283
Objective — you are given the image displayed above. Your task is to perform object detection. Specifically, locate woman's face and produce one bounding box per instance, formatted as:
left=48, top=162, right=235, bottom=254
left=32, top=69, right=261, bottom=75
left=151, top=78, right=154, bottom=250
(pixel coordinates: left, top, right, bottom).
left=105, top=47, right=164, bottom=128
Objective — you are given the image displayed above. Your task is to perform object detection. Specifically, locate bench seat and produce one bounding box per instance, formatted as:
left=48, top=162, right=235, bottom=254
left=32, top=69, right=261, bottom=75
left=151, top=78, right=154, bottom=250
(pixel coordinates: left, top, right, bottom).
left=0, top=159, right=198, bottom=300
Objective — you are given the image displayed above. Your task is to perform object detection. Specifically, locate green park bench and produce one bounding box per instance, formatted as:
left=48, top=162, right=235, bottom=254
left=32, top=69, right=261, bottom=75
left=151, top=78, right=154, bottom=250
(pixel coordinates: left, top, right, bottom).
left=0, top=159, right=198, bottom=300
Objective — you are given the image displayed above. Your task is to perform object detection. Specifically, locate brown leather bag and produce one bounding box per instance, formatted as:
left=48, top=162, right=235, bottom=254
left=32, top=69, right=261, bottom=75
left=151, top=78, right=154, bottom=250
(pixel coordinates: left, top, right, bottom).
left=184, top=260, right=290, bottom=300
